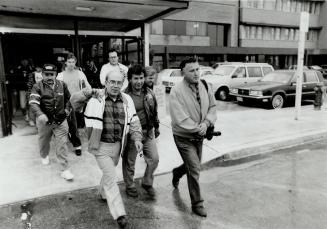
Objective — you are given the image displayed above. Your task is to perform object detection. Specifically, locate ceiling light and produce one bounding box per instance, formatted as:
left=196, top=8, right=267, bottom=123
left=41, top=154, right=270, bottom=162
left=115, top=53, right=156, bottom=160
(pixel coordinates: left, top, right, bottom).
left=75, top=6, right=94, bottom=12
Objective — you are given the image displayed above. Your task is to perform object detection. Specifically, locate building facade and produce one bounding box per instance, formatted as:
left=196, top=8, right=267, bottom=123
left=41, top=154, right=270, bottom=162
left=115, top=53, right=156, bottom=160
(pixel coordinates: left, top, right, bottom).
left=149, top=0, right=327, bottom=70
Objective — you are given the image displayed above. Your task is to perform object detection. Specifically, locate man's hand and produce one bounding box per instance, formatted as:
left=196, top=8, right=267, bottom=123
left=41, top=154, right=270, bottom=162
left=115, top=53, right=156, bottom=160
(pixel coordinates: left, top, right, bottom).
left=155, top=128, right=160, bottom=138
left=198, top=123, right=208, bottom=136
left=135, top=140, right=143, bottom=154
left=92, top=89, right=103, bottom=102
left=65, top=108, right=71, bottom=117
left=37, top=114, right=49, bottom=125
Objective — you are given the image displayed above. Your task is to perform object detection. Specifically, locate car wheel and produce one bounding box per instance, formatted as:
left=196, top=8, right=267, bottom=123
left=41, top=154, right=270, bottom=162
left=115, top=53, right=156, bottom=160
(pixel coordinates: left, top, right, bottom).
left=216, top=88, right=228, bottom=101
left=271, top=94, right=284, bottom=109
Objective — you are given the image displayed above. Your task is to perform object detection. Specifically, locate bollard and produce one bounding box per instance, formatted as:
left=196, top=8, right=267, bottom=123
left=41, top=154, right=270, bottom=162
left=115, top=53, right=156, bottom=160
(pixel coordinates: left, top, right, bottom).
left=314, top=82, right=324, bottom=110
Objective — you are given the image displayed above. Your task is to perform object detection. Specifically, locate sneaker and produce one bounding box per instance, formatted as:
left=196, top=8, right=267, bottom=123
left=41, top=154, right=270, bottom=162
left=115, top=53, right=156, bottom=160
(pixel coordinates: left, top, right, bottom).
left=41, top=156, right=50, bottom=165
left=75, top=149, right=82, bottom=156
left=28, top=120, right=35, bottom=127
left=116, top=215, right=128, bottom=228
left=141, top=184, right=156, bottom=197
left=125, top=187, right=138, bottom=198
left=61, top=170, right=74, bottom=181
left=192, top=206, right=207, bottom=217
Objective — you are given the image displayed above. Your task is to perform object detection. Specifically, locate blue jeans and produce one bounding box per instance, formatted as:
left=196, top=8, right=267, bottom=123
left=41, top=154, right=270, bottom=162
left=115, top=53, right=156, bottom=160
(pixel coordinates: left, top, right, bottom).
left=173, top=135, right=203, bottom=207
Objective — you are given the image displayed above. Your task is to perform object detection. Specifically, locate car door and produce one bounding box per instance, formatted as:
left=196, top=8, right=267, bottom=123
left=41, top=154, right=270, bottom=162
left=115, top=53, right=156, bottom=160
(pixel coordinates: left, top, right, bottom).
left=303, top=71, right=319, bottom=100
left=229, top=66, right=247, bottom=88
left=247, top=66, right=263, bottom=83
left=288, top=72, right=305, bottom=100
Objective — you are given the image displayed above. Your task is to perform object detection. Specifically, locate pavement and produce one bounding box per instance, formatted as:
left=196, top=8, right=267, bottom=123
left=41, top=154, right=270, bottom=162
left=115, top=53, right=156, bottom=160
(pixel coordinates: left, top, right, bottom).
left=1, top=139, right=327, bottom=229
left=1, top=104, right=327, bottom=207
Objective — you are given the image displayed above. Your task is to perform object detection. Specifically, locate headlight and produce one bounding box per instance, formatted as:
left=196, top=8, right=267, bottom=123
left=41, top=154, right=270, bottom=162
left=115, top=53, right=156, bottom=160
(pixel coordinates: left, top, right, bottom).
left=231, top=88, right=238, bottom=94
left=169, top=82, right=175, bottom=86
left=249, top=90, right=263, bottom=96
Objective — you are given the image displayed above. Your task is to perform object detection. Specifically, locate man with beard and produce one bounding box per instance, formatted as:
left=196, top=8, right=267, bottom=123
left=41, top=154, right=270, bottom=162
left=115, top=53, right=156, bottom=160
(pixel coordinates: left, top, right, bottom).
left=29, top=64, right=74, bottom=181
left=123, top=64, right=160, bottom=198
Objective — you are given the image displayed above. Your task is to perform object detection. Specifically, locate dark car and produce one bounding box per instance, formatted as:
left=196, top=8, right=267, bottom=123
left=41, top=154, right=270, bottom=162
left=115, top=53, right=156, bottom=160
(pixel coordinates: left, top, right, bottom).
left=230, top=70, right=326, bottom=109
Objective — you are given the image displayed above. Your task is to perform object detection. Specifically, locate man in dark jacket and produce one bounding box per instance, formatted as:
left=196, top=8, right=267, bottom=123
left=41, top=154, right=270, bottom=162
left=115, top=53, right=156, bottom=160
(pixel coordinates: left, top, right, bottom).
left=123, top=64, right=160, bottom=198
left=29, top=64, right=74, bottom=181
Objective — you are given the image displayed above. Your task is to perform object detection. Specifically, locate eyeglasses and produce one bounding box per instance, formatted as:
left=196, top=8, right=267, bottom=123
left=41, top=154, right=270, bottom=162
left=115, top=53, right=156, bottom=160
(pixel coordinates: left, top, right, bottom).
left=107, top=80, right=123, bottom=87
left=109, top=56, right=118, bottom=59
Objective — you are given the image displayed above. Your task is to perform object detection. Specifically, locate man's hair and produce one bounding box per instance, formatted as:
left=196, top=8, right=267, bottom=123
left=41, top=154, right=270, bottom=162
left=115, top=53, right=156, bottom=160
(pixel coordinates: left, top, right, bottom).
left=66, top=52, right=77, bottom=62
left=108, top=48, right=119, bottom=55
left=180, top=57, right=197, bottom=71
left=145, top=66, right=157, bottom=77
left=127, top=64, right=145, bottom=81
left=105, top=69, right=123, bottom=82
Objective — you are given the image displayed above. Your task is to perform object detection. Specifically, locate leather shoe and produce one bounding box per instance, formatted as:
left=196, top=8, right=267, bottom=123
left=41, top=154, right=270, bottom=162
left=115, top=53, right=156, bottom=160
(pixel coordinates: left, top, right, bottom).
left=192, top=206, right=207, bottom=217
left=126, top=187, right=138, bottom=197
left=75, top=149, right=82, bottom=156
left=172, top=169, right=179, bottom=189
left=117, top=215, right=128, bottom=228
left=141, top=184, right=156, bottom=197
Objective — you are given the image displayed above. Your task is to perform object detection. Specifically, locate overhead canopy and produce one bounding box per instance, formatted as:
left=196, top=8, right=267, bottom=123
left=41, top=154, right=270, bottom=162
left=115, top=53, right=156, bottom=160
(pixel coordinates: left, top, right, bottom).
left=0, top=0, right=189, bottom=32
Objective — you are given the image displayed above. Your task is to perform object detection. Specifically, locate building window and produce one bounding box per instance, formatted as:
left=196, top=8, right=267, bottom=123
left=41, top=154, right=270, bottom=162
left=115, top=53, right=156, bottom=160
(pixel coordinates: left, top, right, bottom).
left=186, top=21, right=207, bottom=36
left=151, top=20, right=163, bottom=35
left=162, top=20, right=186, bottom=35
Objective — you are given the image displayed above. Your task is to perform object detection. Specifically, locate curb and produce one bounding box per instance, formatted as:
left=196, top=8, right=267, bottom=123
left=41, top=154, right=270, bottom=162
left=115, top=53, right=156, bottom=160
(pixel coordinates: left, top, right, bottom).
left=202, top=131, right=327, bottom=169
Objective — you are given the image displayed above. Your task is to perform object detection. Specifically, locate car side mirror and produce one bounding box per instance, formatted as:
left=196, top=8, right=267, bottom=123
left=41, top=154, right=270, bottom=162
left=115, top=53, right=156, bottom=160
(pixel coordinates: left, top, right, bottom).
left=231, top=75, right=237, bottom=79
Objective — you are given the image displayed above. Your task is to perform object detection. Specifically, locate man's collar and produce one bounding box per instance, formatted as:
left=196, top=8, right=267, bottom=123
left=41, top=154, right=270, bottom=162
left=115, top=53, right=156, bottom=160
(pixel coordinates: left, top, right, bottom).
left=105, top=91, right=123, bottom=102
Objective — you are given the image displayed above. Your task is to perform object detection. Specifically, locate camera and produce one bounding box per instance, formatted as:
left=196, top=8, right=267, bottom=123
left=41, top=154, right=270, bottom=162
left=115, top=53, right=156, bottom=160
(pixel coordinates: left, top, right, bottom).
left=205, top=125, right=221, bottom=140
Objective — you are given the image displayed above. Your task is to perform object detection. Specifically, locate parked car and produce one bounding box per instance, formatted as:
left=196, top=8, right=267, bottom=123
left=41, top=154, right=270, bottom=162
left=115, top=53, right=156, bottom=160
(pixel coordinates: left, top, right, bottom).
left=288, top=65, right=309, bottom=70
left=212, top=62, right=242, bottom=69
left=321, top=65, right=327, bottom=78
left=201, top=63, right=274, bottom=101
left=160, top=66, right=215, bottom=91
left=230, top=70, right=326, bottom=109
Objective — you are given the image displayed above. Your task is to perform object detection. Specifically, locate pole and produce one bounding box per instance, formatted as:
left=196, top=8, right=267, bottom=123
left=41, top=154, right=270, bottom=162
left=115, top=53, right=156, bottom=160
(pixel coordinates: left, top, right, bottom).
left=142, top=23, right=150, bottom=66
left=295, top=12, right=309, bottom=120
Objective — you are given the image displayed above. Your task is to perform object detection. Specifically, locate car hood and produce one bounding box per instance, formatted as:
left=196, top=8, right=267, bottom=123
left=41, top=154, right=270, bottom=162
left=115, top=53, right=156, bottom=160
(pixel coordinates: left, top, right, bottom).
left=237, top=81, right=285, bottom=90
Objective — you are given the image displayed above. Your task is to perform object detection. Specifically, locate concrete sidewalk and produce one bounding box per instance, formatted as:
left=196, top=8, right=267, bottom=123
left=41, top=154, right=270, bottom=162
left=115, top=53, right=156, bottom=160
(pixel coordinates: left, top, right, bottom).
left=1, top=105, right=327, bottom=206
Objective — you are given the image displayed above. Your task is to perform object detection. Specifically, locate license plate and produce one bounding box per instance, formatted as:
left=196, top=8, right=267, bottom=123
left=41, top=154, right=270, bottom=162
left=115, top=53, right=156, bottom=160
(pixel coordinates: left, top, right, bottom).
left=237, top=97, right=243, bottom=102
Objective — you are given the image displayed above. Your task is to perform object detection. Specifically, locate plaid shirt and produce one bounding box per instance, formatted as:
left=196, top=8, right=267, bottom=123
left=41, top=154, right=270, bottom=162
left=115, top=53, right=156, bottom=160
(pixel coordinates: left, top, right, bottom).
left=100, top=93, right=126, bottom=143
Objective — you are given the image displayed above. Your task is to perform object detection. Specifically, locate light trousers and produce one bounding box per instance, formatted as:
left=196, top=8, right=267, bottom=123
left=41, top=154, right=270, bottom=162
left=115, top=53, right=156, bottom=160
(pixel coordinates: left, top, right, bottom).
left=36, top=119, right=69, bottom=170
left=95, top=142, right=126, bottom=220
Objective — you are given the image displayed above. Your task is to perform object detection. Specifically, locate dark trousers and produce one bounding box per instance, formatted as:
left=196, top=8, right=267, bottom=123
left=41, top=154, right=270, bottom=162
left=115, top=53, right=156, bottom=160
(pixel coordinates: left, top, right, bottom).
left=173, top=135, right=203, bottom=207
left=67, top=111, right=83, bottom=148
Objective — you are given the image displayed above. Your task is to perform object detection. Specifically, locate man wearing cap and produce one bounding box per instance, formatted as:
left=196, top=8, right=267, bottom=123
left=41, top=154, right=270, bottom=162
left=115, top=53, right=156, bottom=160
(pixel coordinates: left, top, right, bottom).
left=29, top=64, right=74, bottom=181
left=99, top=49, right=128, bottom=90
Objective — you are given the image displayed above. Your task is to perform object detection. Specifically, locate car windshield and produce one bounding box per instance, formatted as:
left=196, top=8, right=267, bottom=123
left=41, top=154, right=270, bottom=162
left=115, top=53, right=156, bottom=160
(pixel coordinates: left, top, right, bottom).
left=261, top=72, right=294, bottom=83
left=214, top=66, right=235, bottom=75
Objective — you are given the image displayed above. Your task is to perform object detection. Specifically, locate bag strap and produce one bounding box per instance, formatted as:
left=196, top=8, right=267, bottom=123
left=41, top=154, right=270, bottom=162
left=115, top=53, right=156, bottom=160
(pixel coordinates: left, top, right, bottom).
left=201, top=79, right=208, bottom=92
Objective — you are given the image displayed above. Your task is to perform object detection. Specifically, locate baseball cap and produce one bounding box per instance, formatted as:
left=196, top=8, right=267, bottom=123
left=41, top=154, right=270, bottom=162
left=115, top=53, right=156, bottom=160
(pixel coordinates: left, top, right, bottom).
left=42, top=64, right=57, bottom=72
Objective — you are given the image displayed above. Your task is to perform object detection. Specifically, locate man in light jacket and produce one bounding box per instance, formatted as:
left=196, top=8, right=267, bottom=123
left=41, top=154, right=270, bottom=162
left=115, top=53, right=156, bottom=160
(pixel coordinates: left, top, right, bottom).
left=70, top=69, right=143, bottom=228
left=169, top=57, right=217, bottom=217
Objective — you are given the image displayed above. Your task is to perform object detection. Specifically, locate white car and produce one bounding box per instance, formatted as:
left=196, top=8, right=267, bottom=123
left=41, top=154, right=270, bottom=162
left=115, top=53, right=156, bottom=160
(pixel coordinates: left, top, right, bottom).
left=160, top=66, right=215, bottom=91
left=201, top=63, right=274, bottom=100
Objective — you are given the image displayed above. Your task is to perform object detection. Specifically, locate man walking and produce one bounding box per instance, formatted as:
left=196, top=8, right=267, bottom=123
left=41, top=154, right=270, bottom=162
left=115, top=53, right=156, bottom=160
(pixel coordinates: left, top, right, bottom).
left=99, top=49, right=128, bottom=90
left=57, top=53, right=91, bottom=156
left=29, top=64, right=74, bottom=181
left=169, top=57, right=217, bottom=217
left=70, top=70, right=143, bottom=228
left=123, top=64, right=160, bottom=198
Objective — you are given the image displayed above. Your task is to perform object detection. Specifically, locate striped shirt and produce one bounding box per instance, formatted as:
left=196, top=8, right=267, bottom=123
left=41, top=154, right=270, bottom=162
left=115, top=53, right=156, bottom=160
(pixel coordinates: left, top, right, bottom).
left=100, top=93, right=126, bottom=143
